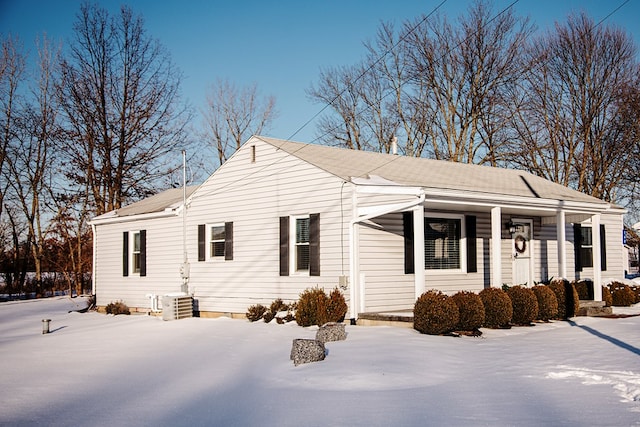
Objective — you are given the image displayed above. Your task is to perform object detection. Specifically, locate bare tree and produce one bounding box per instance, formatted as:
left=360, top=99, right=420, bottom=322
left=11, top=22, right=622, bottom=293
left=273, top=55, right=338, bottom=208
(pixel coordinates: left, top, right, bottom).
left=308, top=64, right=366, bottom=150
left=57, top=4, right=191, bottom=215
left=202, top=78, right=277, bottom=167
left=508, top=13, right=639, bottom=201
left=407, top=1, right=533, bottom=163
left=0, top=36, right=26, bottom=222
left=4, top=35, right=61, bottom=285
left=308, top=1, right=532, bottom=162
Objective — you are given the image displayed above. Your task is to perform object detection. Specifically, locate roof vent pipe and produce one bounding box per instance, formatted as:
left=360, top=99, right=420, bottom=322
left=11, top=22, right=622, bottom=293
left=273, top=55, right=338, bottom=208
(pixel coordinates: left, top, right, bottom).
left=391, top=136, right=398, bottom=155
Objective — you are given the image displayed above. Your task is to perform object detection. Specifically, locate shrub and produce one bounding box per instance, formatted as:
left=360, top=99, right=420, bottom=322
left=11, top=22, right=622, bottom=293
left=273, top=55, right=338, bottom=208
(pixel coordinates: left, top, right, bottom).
left=295, top=287, right=347, bottom=327
left=479, top=287, right=512, bottom=328
left=246, top=304, right=267, bottom=322
left=414, top=290, right=459, bottom=335
left=602, top=286, right=613, bottom=307
left=327, top=288, right=348, bottom=323
left=532, top=285, right=558, bottom=321
left=451, top=291, right=485, bottom=332
left=548, top=279, right=579, bottom=319
left=105, top=300, right=130, bottom=315
left=269, top=298, right=288, bottom=314
left=630, top=285, right=640, bottom=304
left=263, top=311, right=275, bottom=323
left=573, top=280, right=594, bottom=300
left=506, top=286, right=539, bottom=326
left=608, top=282, right=636, bottom=307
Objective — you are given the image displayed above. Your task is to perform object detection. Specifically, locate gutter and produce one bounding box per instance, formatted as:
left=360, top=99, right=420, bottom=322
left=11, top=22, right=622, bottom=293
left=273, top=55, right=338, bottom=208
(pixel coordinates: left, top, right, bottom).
left=89, top=208, right=180, bottom=226
left=91, top=223, right=97, bottom=296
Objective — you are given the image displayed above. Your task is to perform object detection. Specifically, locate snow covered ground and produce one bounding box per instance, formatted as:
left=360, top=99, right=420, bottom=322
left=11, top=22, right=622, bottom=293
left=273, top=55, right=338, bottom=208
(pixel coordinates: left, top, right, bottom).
left=1, top=297, right=639, bottom=426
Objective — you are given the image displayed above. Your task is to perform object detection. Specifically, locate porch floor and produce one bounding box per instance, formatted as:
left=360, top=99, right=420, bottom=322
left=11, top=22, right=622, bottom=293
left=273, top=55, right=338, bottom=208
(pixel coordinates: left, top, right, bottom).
left=357, top=310, right=414, bottom=328
left=357, top=300, right=612, bottom=328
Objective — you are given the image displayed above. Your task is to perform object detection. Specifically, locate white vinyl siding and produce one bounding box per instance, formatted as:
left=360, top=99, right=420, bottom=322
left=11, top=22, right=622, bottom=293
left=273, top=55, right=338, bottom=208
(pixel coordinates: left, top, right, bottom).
left=184, top=141, right=350, bottom=314
left=94, top=217, right=184, bottom=309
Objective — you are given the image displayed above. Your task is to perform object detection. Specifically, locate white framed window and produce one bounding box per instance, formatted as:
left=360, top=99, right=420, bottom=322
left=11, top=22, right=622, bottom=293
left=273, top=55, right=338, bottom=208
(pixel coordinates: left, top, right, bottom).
left=197, top=222, right=233, bottom=262
left=424, top=214, right=466, bottom=272
left=123, top=230, right=145, bottom=277
left=210, top=224, right=226, bottom=258
left=132, top=231, right=142, bottom=274
left=579, top=225, right=594, bottom=268
left=292, top=215, right=310, bottom=273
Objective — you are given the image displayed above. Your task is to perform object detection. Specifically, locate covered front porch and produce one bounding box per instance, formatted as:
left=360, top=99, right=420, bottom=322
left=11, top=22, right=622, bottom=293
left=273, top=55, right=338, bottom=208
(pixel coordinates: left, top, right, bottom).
left=347, top=177, right=612, bottom=321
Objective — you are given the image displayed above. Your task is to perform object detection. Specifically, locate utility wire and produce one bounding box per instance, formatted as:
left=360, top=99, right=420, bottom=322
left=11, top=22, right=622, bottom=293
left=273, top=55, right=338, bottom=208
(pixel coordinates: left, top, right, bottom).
left=195, top=0, right=631, bottom=201
left=286, top=0, right=449, bottom=141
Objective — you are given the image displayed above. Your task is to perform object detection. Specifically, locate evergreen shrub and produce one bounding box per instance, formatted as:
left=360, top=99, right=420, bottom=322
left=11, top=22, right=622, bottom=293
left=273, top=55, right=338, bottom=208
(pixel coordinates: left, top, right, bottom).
left=608, top=282, right=636, bottom=307
left=451, top=291, right=485, bottom=332
left=630, top=285, right=640, bottom=304
left=532, top=285, right=558, bottom=321
left=327, top=288, right=348, bottom=323
left=548, top=279, right=579, bottom=319
left=413, top=290, right=459, bottom=335
left=573, top=279, right=594, bottom=300
left=105, top=300, right=130, bottom=315
left=506, top=286, right=539, bottom=325
left=246, top=304, right=267, bottom=322
left=295, top=287, right=347, bottom=327
left=602, top=286, right=613, bottom=307
left=479, top=287, right=512, bottom=328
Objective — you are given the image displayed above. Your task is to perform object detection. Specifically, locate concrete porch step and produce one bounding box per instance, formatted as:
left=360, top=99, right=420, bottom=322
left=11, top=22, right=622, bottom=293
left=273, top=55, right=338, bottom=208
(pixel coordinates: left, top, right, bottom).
left=576, top=300, right=613, bottom=317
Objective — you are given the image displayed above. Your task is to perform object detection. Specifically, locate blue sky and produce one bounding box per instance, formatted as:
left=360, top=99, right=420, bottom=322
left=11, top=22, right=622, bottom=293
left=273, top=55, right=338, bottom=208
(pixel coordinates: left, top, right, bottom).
left=1, top=0, right=638, bottom=145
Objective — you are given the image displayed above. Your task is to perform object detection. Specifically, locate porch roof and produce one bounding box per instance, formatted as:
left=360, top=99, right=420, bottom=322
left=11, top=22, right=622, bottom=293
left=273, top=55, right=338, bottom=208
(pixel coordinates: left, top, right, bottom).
left=259, top=136, right=608, bottom=208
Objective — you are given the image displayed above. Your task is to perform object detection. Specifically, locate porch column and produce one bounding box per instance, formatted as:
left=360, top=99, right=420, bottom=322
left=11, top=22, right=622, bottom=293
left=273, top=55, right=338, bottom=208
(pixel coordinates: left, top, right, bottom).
left=592, top=214, right=603, bottom=301
left=414, top=204, right=425, bottom=298
left=491, top=207, right=502, bottom=288
left=557, top=211, right=567, bottom=279
left=348, top=190, right=359, bottom=320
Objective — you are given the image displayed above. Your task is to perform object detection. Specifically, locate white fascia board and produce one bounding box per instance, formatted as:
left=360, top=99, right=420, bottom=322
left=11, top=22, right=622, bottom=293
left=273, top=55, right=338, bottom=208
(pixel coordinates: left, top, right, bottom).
left=423, top=188, right=609, bottom=214
left=89, top=208, right=179, bottom=226
left=355, top=184, right=424, bottom=196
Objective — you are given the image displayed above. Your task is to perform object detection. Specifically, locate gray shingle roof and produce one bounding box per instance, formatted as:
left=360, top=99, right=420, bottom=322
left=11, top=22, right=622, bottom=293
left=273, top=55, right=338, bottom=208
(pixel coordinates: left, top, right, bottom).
left=256, top=136, right=607, bottom=206
left=97, top=186, right=199, bottom=219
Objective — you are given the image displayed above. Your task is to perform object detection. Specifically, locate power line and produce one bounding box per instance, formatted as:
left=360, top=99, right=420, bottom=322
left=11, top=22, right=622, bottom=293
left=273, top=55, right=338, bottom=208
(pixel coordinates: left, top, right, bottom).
left=286, top=0, right=449, bottom=141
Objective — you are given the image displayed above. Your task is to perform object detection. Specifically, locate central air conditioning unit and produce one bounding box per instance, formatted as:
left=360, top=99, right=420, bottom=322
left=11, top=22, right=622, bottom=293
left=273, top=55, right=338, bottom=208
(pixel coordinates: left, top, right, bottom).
left=162, top=294, right=193, bottom=321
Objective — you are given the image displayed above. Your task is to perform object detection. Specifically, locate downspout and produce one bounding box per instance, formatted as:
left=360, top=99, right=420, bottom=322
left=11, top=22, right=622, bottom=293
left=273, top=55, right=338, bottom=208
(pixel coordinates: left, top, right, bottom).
left=348, top=190, right=425, bottom=322
left=180, top=149, right=190, bottom=295
left=91, top=223, right=97, bottom=296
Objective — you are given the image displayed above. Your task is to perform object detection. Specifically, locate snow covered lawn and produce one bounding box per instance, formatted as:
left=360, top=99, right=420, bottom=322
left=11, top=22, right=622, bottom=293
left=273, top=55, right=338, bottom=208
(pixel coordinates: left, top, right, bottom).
left=1, top=297, right=639, bottom=426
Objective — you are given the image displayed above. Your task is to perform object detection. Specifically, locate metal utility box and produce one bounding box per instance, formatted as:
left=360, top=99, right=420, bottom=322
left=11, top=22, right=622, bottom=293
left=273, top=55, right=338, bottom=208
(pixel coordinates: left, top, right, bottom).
left=162, top=295, right=193, bottom=321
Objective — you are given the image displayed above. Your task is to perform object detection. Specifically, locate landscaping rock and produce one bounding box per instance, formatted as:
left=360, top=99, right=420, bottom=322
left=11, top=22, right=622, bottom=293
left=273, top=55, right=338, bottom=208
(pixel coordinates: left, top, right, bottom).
left=290, top=339, right=326, bottom=366
left=316, top=322, right=347, bottom=343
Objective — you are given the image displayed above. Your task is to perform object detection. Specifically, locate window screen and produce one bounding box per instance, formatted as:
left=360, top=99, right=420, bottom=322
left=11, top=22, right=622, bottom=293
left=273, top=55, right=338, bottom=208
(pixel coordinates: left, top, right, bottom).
left=424, top=217, right=461, bottom=270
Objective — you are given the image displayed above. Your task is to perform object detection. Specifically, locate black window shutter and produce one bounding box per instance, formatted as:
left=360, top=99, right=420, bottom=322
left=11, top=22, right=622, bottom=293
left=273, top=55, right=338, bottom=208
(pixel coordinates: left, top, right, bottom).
left=279, top=216, right=289, bottom=276
left=574, top=224, right=583, bottom=272
left=139, top=230, right=147, bottom=277
left=309, top=213, right=320, bottom=276
left=402, top=212, right=415, bottom=274
left=466, top=215, right=477, bottom=273
left=198, top=224, right=206, bottom=261
left=123, top=231, right=129, bottom=277
left=600, top=224, right=607, bottom=271
left=225, top=222, right=234, bottom=261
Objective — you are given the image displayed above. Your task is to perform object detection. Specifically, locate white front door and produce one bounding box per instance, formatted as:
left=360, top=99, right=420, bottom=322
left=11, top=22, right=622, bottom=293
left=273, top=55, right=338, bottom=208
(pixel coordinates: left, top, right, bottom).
left=512, top=219, right=533, bottom=286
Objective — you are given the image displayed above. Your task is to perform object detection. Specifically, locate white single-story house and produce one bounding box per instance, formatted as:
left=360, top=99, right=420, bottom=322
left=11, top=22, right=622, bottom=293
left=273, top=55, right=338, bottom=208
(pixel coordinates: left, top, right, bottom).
left=90, top=135, right=626, bottom=320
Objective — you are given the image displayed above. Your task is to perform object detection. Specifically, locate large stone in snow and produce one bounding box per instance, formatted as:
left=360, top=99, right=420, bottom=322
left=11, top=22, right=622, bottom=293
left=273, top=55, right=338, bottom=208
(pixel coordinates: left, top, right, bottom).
left=290, top=339, right=326, bottom=366
left=315, top=322, right=347, bottom=343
